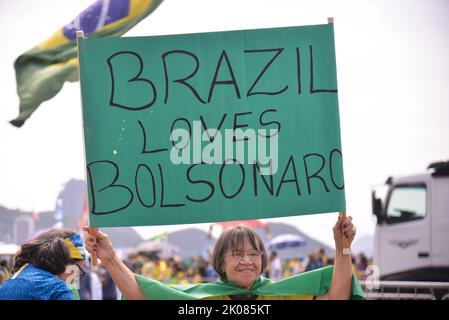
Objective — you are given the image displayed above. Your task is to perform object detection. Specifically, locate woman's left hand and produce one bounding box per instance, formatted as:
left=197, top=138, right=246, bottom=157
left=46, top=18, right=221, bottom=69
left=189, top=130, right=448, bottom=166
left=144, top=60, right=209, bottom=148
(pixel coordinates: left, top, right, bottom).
left=333, top=212, right=356, bottom=250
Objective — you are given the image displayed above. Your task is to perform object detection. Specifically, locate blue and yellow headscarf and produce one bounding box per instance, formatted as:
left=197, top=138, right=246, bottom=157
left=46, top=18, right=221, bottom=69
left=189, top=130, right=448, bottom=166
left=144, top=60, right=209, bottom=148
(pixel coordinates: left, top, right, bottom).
left=64, top=234, right=86, bottom=261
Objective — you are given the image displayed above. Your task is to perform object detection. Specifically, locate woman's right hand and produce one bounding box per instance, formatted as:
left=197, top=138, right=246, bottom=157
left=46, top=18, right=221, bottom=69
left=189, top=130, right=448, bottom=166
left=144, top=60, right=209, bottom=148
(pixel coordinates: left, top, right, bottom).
left=83, top=227, right=147, bottom=300
left=83, top=227, right=115, bottom=265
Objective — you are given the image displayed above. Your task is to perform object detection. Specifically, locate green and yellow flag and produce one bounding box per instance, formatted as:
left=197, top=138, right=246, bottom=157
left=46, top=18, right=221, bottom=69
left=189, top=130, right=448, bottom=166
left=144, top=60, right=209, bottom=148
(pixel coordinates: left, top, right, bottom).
left=134, top=266, right=365, bottom=300
left=10, top=0, right=163, bottom=127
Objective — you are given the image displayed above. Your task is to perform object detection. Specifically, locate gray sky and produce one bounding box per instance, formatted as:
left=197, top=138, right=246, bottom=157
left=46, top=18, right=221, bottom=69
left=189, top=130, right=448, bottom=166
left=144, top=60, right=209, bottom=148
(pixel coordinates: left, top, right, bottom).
left=1, top=0, right=448, bottom=247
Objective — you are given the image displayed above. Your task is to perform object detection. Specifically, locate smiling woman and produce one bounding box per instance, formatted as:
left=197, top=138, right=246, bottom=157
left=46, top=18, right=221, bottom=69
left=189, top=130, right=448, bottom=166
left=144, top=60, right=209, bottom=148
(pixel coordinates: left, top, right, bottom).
left=204, top=226, right=313, bottom=300
left=211, top=226, right=267, bottom=290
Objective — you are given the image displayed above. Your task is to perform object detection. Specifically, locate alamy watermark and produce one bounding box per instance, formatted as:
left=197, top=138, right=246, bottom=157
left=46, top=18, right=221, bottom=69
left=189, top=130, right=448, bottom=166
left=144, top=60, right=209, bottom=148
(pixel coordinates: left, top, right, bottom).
left=169, top=121, right=279, bottom=175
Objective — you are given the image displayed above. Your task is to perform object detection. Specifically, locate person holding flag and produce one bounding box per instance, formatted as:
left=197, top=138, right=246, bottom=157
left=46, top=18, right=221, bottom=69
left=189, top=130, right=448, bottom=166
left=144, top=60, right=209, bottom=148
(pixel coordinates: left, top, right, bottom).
left=83, top=213, right=364, bottom=300
left=0, top=229, right=87, bottom=300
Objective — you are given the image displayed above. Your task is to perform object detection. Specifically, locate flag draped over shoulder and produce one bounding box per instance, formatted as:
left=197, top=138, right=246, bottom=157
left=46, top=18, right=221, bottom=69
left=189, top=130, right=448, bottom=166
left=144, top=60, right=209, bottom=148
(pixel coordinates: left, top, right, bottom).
left=10, top=0, right=163, bottom=127
left=134, top=266, right=365, bottom=300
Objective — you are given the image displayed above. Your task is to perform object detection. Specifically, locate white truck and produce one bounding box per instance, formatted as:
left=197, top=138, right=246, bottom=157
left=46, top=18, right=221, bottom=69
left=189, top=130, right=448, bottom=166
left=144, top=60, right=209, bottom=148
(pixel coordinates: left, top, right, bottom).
left=371, top=161, right=449, bottom=283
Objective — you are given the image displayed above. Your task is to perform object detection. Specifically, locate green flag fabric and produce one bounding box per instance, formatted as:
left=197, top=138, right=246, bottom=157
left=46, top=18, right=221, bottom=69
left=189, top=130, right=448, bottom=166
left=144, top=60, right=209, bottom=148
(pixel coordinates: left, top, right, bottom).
left=10, top=0, right=163, bottom=127
left=134, top=266, right=365, bottom=300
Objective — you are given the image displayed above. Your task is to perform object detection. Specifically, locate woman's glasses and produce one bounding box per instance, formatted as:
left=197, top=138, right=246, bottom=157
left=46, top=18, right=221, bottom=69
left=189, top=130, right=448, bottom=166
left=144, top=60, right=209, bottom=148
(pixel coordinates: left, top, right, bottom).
left=76, top=263, right=86, bottom=279
left=226, top=250, right=263, bottom=261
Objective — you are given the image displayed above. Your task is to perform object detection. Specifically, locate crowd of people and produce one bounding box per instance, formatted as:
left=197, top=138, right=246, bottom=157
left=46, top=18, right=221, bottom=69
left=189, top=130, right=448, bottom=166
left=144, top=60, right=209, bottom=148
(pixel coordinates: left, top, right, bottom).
left=267, top=250, right=371, bottom=280
left=0, top=213, right=366, bottom=300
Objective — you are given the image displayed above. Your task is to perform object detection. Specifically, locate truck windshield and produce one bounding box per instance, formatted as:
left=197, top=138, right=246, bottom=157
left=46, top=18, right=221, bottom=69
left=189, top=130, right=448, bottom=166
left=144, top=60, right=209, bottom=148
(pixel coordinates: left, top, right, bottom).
left=386, top=185, right=426, bottom=224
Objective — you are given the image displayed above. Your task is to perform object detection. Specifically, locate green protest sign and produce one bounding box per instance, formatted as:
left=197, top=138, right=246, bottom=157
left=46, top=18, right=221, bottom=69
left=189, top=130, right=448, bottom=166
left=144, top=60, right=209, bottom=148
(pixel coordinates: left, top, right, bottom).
left=78, top=23, right=345, bottom=228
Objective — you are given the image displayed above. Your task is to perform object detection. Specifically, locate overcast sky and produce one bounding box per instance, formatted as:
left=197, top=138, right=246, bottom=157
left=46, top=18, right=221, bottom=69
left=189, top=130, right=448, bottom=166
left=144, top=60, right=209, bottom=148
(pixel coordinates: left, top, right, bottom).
left=1, top=0, right=448, bottom=247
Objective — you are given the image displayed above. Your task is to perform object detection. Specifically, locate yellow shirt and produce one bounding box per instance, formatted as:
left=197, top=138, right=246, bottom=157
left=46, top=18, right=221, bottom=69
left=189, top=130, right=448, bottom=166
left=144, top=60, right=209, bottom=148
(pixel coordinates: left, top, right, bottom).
left=154, top=260, right=168, bottom=280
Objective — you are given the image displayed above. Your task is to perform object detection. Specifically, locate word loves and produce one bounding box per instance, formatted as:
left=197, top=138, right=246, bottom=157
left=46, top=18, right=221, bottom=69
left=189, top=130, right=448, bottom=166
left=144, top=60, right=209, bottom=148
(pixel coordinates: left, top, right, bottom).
left=139, top=110, right=281, bottom=175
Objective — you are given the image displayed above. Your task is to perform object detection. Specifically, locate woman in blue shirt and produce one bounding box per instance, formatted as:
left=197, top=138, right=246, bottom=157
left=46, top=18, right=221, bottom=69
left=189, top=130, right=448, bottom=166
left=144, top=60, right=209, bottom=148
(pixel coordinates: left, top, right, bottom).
left=0, top=229, right=86, bottom=300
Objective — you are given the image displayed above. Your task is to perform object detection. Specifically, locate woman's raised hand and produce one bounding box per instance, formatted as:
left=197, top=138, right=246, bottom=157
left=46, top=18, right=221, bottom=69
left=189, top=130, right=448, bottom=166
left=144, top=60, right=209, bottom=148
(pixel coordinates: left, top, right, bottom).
left=82, top=227, right=115, bottom=265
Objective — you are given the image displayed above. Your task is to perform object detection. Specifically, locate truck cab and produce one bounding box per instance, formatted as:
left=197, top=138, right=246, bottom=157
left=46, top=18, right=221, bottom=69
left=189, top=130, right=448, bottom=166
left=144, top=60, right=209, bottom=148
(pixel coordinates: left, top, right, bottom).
left=371, top=161, right=449, bottom=281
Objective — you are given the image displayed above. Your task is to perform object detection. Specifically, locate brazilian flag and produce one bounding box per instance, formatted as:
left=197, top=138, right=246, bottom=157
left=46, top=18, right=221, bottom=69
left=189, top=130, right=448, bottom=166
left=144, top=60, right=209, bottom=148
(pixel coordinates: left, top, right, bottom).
left=134, top=266, right=365, bottom=300
left=10, top=0, right=163, bottom=127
